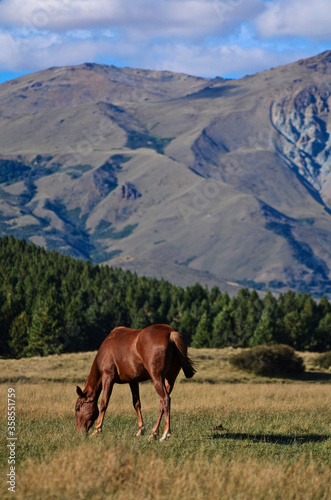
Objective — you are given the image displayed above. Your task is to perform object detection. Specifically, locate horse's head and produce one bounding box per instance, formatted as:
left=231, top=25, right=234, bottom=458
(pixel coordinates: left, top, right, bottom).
left=75, top=386, right=99, bottom=433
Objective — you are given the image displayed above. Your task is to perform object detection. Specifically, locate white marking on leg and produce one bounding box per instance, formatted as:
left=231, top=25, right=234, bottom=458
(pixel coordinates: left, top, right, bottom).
left=159, top=430, right=171, bottom=442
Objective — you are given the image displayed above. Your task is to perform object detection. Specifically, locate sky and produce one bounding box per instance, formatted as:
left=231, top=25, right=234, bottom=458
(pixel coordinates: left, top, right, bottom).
left=0, top=0, right=330, bottom=83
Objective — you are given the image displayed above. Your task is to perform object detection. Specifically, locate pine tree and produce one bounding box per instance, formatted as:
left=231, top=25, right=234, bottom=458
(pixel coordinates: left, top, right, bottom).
left=250, top=292, right=278, bottom=346
left=131, top=308, right=148, bottom=329
left=299, top=295, right=318, bottom=350
left=8, top=312, right=29, bottom=358
left=282, top=311, right=302, bottom=349
left=245, top=290, right=263, bottom=344
left=26, top=289, right=64, bottom=356
left=314, top=313, right=331, bottom=351
left=233, top=289, right=250, bottom=345
left=249, top=309, right=275, bottom=346
left=192, top=311, right=212, bottom=348
left=318, top=296, right=331, bottom=316
left=179, top=310, right=196, bottom=344
left=211, top=307, right=234, bottom=347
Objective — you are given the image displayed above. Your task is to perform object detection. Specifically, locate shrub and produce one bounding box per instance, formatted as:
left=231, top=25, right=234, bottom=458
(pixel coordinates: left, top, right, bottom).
left=229, top=345, right=305, bottom=377
left=313, top=351, right=331, bottom=370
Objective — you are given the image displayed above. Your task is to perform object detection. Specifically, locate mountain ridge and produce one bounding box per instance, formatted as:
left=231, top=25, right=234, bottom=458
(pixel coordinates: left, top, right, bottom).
left=1, top=51, right=331, bottom=296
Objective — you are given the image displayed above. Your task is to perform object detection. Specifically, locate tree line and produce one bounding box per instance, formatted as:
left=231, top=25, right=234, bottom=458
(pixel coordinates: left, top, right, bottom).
left=0, top=235, right=330, bottom=358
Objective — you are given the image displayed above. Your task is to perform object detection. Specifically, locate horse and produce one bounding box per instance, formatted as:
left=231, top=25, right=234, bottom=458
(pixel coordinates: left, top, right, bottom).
left=75, top=324, right=196, bottom=441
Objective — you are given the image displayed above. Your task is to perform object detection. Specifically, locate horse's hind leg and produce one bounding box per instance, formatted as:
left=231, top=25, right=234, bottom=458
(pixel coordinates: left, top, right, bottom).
left=150, top=377, right=172, bottom=442
left=149, top=368, right=180, bottom=441
left=129, top=382, right=145, bottom=436
left=149, top=399, right=164, bottom=440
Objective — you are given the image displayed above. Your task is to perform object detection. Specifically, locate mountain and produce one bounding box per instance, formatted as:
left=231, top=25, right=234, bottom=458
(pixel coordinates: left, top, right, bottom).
left=1, top=52, right=331, bottom=296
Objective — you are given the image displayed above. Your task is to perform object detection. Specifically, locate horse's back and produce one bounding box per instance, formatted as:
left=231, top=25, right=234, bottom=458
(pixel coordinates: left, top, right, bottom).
left=103, top=324, right=173, bottom=348
left=108, top=324, right=175, bottom=361
left=96, top=324, right=176, bottom=382
left=97, top=326, right=141, bottom=365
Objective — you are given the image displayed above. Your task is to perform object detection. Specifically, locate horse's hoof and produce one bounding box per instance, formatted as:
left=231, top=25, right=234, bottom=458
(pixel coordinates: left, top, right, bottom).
left=91, top=429, right=101, bottom=437
left=136, top=428, right=145, bottom=437
left=148, top=433, right=157, bottom=441
left=159, top=431, right=171, bottom=442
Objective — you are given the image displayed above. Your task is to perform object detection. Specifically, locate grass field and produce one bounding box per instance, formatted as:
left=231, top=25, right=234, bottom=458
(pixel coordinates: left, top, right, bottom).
left=1, top=348, right=330, bottom=499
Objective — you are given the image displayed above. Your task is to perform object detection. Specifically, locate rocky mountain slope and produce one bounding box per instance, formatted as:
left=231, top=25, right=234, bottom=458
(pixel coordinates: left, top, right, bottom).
left=1, top=52, right=331, bottom=295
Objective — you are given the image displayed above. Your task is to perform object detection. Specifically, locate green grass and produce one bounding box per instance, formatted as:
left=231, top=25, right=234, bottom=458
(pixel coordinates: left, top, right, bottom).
left=0, top=349, right=330, bottom=499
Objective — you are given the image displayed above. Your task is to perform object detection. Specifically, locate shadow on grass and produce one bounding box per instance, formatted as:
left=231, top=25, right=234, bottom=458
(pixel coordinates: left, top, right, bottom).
left=211, top=432, right=330, bottom=445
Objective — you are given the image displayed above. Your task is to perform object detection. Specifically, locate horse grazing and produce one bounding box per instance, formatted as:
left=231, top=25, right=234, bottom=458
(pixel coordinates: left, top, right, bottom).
left=75, top=324, right=195, bottom=441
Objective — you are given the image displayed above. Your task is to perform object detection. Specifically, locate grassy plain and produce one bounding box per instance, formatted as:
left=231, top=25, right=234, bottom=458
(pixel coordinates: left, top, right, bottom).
left=1, top=348, right=330, bottom=499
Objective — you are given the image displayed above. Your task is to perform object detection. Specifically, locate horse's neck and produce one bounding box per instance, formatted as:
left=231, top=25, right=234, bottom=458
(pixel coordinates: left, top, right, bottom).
left=84, top=358, right=102, bottom=400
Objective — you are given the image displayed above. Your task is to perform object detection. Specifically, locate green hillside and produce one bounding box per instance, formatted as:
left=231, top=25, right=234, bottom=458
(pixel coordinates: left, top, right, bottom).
left=1, top=235, right=330, bottom=358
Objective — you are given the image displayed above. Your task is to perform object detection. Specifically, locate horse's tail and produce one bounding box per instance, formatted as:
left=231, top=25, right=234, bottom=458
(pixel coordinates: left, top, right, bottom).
left=170, top=330, right=196, bottom=379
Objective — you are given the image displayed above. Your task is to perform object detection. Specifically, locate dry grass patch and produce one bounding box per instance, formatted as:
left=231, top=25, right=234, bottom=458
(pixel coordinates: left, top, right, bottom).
left=0, top=352, right=95, bottom=384
left=1, top=381, right=330, bottom=424
left=4, top=443, right=331, bottom=500
left=0, top=349, right=330, bottom=499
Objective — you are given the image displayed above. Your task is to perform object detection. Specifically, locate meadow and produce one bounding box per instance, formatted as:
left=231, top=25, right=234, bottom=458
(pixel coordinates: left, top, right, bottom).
left=1, top=348, right=330, bottom=499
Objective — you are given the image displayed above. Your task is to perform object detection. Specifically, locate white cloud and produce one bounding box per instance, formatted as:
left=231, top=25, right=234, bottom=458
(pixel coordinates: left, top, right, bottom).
left=150, top=42, right=309, bottom=77
left=0, top=30, right=111, bottom=71
left=66, top=30, right=94, bottom=40
left=0, top=0, right=330, bottom=78
left=0, top=26, right=322, bottom=79
left=256, top=0, right=331, bottom=39
left=0, top=0, right=263, bottom=40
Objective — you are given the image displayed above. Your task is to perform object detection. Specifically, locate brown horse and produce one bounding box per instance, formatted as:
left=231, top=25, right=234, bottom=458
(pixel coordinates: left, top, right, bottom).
left=75, top=324, right=195, bottom=441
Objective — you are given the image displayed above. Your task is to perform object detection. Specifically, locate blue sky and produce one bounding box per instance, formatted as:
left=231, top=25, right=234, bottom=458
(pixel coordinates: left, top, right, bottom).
left=0, top=0, right=330, bottom=83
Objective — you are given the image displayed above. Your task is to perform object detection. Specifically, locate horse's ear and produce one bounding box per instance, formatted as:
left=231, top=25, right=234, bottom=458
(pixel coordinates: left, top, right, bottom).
left=76, top=386, right=84, bottom=398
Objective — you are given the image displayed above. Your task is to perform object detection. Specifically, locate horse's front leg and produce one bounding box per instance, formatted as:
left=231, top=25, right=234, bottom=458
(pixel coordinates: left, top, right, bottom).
left=129, top=382, right=146, bottom=436
left=91, top=375, right=114, bottom=436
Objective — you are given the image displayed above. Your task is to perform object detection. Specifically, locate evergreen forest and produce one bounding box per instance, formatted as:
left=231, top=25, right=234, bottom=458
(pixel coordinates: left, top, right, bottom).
left=0, top=235, right=331, bottom=358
